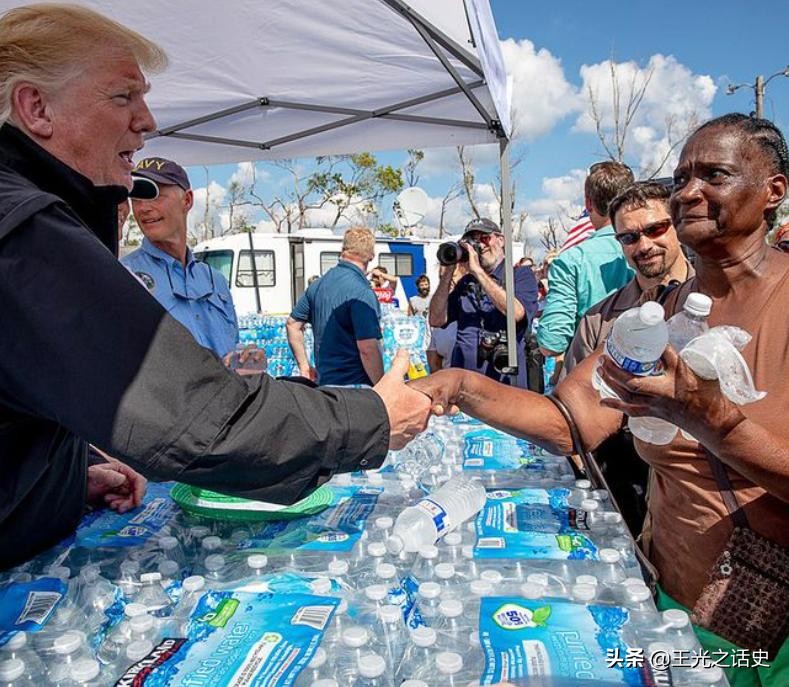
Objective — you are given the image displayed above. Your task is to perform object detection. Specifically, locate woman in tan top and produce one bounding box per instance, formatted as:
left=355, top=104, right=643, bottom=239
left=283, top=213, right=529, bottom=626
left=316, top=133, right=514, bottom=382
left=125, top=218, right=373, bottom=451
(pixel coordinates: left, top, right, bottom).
left=414, top=113, right=789, bottom=686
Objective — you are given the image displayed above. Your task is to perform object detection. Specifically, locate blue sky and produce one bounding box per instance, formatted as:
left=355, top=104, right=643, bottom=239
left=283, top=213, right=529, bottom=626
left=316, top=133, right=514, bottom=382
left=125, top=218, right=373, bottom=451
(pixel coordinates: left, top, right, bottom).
left=184, top=1, right=789, bottom=251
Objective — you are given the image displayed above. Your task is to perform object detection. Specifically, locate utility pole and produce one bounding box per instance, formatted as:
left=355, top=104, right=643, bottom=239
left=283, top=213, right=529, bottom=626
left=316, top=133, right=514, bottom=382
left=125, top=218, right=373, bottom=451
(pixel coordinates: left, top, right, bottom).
left=727, top=67, right=789, bottom=119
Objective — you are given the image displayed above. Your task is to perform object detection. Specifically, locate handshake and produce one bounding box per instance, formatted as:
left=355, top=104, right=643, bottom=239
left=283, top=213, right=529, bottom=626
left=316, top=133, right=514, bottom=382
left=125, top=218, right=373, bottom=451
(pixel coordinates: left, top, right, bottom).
left=372, top=349, right=464, bottom=449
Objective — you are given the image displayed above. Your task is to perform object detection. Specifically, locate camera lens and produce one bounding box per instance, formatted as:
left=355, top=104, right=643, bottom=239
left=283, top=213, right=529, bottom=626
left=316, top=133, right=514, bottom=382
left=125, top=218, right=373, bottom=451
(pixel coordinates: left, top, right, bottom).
left=437, top=241, right=466, bottom=266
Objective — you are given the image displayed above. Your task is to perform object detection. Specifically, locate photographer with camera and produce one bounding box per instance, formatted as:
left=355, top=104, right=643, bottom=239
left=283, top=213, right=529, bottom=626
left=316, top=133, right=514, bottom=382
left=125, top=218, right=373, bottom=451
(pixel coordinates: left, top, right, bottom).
left=429, top=218, right=538, bottom=388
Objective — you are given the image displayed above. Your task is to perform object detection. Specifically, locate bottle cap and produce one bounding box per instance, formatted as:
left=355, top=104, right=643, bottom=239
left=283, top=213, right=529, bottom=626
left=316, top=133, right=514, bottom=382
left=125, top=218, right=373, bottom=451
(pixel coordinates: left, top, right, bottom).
left=575, top=575, right=598, bottom=586
left=470, top=579, right=493, bottom=596
left=327, top=560, right=349, bottom=576
left=444, top=531, right=463, bottom=546
left=572, top=584, right=597, bottom=602
left=438, top=598, right=463, bottom=618
left=310, top=577, right=332, bottom=595
left=310, top=681, right=339, bottom=687
left=246, top=554, right=268, bottom=570
left=385, top=535, right=405, bottom=555
left=230, top=528, right=250, bottom=543
left=524, top=573, right=547, bottom=588
left=204, top=555, right=225, bottom=572
left=0, top=659, right=24, bottom=682
left=575, top=479, right=592, bottom=490
left=480, top=569, right=503, bottom=585
left=130, top=614, right=154, bottom=634
left=604, top=512, right=623, bottom=525
left=5, top=632, right=27, bottom=650
left=417, top=581, right=441, bottom=599
left=434, top=563, right=455, bottom=579
left=48, top=565, right=71, bottom=581
left=646, top=642, right=674, bottom=659
left=379, top=604, right=401, bottom=623
left=182, top=576, right=205, bottom=593
left=140, top=572, right=162, bottom=584
left=695, top=666, right=725, bottom=683
left=364, top=584, right=388, bottom=602
left=461, top=545, right=474, bottom=559
left=308, top=647, right=327, bottom=668
left=201, top=536, right=222, bottom=551
left=662, top=608, right=690, bottom=628
left=358, top=652, right=386, bottom=678
left=70, top=658, right=100, bottom=682
left=401, top=682, right=429, bottom=687
left=158, top=536, right=178, bottom=551
left=411, top=626, right=437, bottom=647
left=54, top=630, right=82, bottom=655
left=341, top=626, right=369, bottom=648
left=376, top=563, right=397, bottom=580
left=367, top=542, right=387, bottom=557
left=519, top=582, right=545, bottom=599
left=374, top=516, right=393, bottom=530
left=189, top=525, right=210, bottom=539
left=418, top=545, right=438, bottom=560
left=436, top=651, right=463, bottom=674
left=623, top=576, right=648, bottom=588
left=126, top=639, right=154, bottom=662
left=638, top=301, right=665, bottom=326
left=158, top=559, right=179, bottom=578
left=124, top=602, right=148, bottom=618
left=684, top=292, right=712, bottom=317
left=599, top=548, right=621, bottom=564
left=626, top=586, right=652, bottom=603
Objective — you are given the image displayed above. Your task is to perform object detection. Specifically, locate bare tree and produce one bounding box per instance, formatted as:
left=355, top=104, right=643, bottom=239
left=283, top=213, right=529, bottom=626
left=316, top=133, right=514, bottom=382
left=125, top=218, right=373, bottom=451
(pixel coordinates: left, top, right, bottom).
left=403, top=149, right=424, bottom=187
left=539, top=217, right=566, bottom=253
left=456, top=146, right=482, bottom=220
left=587, top=59, right=654, bottom=163
left=438, top=181, right=463, bottom=238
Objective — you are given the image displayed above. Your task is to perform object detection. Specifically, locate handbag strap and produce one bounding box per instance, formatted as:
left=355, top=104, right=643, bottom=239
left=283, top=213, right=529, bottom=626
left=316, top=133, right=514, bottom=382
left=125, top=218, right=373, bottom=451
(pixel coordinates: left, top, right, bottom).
left=702, top=448, right=750, bottom=530
left=546, top=393, right=660, bottom=590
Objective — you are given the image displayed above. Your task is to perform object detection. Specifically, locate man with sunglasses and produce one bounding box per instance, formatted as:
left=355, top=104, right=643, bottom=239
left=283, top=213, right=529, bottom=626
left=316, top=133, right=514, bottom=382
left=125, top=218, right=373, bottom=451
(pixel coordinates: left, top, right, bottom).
left=561, top=181, right=692, bottom=533
left=429, top=217, right=538, bottom=388
left=123, top=157, right=260, bottom=368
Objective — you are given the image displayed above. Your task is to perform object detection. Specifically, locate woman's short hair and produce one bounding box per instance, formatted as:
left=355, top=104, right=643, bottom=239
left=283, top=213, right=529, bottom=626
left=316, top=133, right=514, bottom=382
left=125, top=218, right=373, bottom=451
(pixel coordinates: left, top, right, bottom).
left=341, top=227, right=376, bottom=260
left=0, top=4, right=167, bottom=124
left=608, top=181, right=671, bottom=229
left=692, top=113, right=789, bottom=228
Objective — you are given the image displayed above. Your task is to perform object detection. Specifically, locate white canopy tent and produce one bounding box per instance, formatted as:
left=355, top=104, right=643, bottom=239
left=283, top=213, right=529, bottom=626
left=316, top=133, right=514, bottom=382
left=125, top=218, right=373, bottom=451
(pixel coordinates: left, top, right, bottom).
left=1, top=0, right=521, bottom=371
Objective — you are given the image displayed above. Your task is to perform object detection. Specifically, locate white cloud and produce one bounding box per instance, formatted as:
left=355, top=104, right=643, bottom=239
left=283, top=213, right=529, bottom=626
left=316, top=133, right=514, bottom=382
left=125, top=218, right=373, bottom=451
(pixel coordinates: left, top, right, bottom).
left=500, top=38, right=581, bottom=140
left=526, top=169, right=586, bottom=217
left=188, top=180, right=227, bottom=240
left=229, top=161, right=270, bottom=188
left=575, top=54, right=716, bottom=176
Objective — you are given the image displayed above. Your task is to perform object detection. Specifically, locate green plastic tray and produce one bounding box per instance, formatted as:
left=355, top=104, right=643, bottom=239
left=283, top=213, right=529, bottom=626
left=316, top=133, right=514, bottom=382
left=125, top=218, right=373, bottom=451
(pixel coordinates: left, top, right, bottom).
left=170, top=483, right=334, bottom=522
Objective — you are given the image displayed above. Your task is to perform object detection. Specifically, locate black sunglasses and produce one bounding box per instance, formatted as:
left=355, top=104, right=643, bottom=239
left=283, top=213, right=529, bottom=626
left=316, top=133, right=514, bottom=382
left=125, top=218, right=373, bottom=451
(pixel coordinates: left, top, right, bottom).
left=614, top=219, right=672, bottom=246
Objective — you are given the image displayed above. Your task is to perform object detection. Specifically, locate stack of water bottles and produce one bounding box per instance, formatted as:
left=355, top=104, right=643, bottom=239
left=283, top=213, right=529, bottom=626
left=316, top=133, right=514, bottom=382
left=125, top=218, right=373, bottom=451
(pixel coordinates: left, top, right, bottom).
left=237, top=313, right=310, bottom=377
left=0, top=414, right=728, bottom=685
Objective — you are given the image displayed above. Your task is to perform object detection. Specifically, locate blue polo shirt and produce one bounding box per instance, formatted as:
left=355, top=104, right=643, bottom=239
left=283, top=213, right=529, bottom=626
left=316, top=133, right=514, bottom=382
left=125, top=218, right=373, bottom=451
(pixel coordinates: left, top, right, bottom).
left=445, top=260, right=537, bottom=387
left=121, top=238, right=238, bottom=357
left=291, top=260, right=381, bottom=386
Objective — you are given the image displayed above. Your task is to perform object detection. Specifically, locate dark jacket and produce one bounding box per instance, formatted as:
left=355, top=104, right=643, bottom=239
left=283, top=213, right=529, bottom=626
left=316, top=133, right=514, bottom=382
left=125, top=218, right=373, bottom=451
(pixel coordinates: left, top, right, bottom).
left=0, top=124, right=389, bottom=569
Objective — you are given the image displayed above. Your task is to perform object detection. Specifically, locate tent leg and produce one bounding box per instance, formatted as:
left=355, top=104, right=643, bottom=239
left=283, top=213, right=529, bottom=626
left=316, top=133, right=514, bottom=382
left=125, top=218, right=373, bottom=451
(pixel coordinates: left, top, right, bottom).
left=500, top=138, right=518, bottom=375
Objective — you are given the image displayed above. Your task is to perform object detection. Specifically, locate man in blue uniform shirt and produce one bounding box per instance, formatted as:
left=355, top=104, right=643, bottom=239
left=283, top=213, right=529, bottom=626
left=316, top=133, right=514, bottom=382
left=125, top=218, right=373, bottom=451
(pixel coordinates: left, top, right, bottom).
left=122, top=158, right=241, bottom=360
left=429, top=218, right=538, bottom=388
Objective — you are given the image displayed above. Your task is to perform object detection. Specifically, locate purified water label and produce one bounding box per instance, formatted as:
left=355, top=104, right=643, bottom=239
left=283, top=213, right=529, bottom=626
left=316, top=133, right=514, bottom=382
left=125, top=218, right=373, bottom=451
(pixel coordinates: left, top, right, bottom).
left=416, top=498, right=449, bottom=534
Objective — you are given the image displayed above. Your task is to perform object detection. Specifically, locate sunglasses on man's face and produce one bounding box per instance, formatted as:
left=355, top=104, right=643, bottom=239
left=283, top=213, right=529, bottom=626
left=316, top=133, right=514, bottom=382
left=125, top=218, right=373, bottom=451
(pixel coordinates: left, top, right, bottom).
left=614, top=219, right=672, bottom=246
left=775, top=240, right=789, bottom=254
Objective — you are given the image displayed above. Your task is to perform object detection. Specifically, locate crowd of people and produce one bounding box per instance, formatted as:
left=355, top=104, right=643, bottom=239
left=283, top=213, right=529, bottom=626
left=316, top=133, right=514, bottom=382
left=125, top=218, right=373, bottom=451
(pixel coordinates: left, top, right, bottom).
left=0, top=5, right=787, bottom=687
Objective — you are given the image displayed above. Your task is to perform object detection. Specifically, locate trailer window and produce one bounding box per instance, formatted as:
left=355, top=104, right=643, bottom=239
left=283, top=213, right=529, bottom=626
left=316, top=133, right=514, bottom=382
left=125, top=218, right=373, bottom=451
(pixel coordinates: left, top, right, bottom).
left=377, top=252, right=413, bottom=276
left=236, top=250, right=275, bottom=287
left=195, top=250, right=233, bottom=283
left=320, top=252, right=341, bottom=275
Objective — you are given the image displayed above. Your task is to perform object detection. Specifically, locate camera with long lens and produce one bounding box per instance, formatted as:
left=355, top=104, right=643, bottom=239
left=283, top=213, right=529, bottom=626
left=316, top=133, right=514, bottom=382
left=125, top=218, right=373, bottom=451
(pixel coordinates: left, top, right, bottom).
left=436, top=238, right=482, bottom=266
left=477, top=329, right=511, bottom=374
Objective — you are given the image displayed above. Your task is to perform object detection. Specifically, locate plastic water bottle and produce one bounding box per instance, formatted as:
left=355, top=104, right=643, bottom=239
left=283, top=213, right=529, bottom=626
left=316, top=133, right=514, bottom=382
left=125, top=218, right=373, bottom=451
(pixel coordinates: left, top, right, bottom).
left=667, top=292, right=712, bottom=352
left=45, top=630, right=92, bottom=685
left=355, top=652, right=389, bottom=686
left=97, top=602, right=148, bottom=664
left=376, top=604, right=406, bottom=675
left=593, top=302, right=675, bottom=445
left=0, top=658, right=34, bottom=687
left=0, top=634, right=44, bottom=682
left=386, top=475, right=487, bottom=554
left=415, top=582, right=442, bottom=621
left=398, top=627, right=438, bottom=683
left=293, top=648, right=332, bottom=687
left=136, top=572, right=175, bottom=617
left=169, top=575, right=205, bottom=635
left=333, top=626, right=371, bottom=684
left=593, top=302, right=668, bottom=396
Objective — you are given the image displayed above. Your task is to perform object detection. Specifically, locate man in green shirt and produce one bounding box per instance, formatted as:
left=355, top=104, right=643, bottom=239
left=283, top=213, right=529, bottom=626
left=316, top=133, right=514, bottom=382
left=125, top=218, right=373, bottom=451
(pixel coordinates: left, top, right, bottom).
left=537, top=161, right=635, bottom=358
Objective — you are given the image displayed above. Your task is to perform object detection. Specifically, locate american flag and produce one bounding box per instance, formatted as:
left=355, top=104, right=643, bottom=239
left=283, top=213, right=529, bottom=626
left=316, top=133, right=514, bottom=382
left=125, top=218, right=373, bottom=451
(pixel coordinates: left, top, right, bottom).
left=559, top=210, right=595, bottom=253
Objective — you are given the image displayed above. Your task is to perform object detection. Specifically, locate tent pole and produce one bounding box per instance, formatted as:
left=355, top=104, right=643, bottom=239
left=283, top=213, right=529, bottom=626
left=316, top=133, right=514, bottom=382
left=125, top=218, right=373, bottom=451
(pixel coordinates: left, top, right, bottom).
left=500, top=137, right=517, bottom=374
left=247, top=231, right=262, bottom=314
